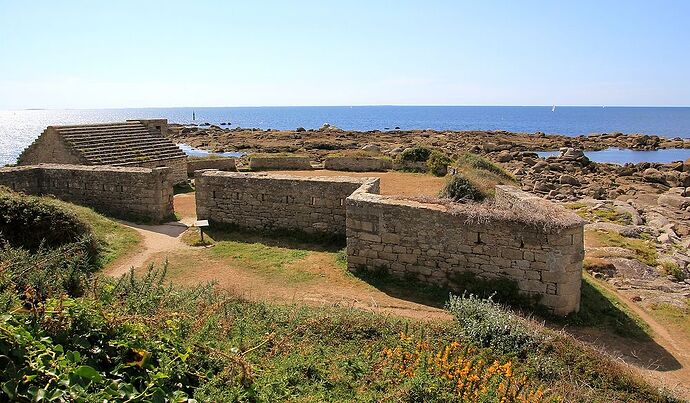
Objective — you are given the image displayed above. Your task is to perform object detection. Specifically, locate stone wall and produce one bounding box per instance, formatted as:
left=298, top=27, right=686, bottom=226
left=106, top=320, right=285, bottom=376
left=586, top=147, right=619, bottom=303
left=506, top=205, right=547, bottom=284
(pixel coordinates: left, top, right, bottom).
left=324, top=156, right=393, bottom=172
left=346, top=185, right=584, bottom=315
left=0, top=164, right=174, bottom=223
left=187, top=158, right=237, bottom=176
left=125, top=157, right=188, bottom=185
left=195, top=171, right=379, bottom=236
left=17, top=129, right=85, bottom=165
left=249, top=155, right=312, bottom=170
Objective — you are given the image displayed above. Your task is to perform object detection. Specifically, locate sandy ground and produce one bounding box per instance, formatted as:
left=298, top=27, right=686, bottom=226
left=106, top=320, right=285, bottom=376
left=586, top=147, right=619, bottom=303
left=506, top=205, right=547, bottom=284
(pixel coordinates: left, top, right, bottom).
left=271, top=170, right=446, bottom=197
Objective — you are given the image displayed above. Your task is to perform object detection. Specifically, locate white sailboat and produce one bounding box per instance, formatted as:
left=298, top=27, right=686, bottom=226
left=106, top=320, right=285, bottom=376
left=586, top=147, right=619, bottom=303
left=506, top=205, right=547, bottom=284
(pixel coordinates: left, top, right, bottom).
left=551, top=105, right=556, bottom=112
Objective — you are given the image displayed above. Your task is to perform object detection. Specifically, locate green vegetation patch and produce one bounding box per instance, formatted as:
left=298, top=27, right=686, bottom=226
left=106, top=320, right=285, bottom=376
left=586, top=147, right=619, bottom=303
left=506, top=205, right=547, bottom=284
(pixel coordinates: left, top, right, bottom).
left=209, top=240, right=312, bottom=283
left=561, top=274, right=651, bottom=339
left=0, top=188, right=139, bottom=267
left=396, top=146, right=433, bottom=163
left=440, top=153, right=517, bottom=202
left=566, top=202, right=632, bottom=225
left=325, top=150, right=391, bottom=160
left=586, top=229, right=658, bottom=266
left=649, top=300, right=690, bottom=338
left=250, top=152, right=310, bottom=158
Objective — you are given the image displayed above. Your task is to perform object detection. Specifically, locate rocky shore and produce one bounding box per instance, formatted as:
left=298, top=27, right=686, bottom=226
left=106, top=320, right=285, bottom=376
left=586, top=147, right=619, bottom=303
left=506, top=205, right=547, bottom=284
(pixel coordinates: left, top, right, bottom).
left=168, top=124, right=690, bottom=310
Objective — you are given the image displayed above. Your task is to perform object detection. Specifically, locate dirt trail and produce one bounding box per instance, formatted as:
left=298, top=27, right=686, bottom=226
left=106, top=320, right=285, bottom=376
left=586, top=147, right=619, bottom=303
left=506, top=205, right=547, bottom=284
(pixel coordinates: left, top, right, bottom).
left=104, top=194, right=196, bottom=277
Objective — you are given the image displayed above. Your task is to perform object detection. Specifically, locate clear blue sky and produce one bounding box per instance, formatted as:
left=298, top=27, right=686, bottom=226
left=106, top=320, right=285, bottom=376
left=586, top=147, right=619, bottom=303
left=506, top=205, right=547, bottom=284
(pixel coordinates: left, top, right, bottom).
left=1, top=0, right=688, bottom=109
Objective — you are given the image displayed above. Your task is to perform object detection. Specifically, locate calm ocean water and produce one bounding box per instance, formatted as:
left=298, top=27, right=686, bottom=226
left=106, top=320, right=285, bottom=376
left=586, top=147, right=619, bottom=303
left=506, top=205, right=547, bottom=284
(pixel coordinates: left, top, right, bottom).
left=1, top=106, right=690, bottom=166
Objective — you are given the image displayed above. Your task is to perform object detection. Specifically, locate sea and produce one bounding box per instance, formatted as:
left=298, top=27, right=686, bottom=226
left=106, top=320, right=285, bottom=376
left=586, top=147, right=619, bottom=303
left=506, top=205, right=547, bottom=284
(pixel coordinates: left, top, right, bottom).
left=2, top=106, right=690, bottom=166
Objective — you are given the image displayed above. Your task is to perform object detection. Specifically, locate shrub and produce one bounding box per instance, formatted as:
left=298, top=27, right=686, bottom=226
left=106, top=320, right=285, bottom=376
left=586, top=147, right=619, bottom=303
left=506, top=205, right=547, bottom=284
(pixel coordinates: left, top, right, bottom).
left=0, top=190, right=92, bottom=250
left=446, top=293, right=543, bottom=357
left=426, top=150, right=453, bottom=176
left=396, top=146, right=433, bottom=163
left=440, top=175, right=486, bottom=202
left=457, top=152, right=514, bottom=181
left=0, top=238, right=99, bottom=302
left=661, top=261, right=685, bottom=281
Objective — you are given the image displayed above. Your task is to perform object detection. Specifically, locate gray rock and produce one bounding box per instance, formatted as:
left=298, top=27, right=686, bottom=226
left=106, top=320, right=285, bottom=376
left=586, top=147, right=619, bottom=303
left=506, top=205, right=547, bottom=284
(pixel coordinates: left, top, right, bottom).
left=559, top=174, right=580, bottom=186
left=643, top=168, right=667, bottom=184
left=361, top=144, right=381, bottom=153
left=495, top=151, right=512, bottom=163
left=657, top=194, right=690, bottom=210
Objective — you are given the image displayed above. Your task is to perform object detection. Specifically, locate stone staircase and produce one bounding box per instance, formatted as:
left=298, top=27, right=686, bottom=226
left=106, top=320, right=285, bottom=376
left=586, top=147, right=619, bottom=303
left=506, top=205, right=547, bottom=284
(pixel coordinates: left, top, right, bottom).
left=55, top=122, right=186, bottom=166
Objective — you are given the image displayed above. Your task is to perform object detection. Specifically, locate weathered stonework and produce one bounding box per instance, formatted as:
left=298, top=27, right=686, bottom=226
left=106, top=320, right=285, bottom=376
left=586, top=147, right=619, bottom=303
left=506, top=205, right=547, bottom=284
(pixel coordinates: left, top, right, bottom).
left=249, top=155, right=312, bottom=170
left=195, top=171, right=378, bottom=236
left=0, top=164, right=174, bottom=223
left=187, top=158, right=237, bottom=176
left=324, top=156, right=393, bottom=172
left=193, top=172, right=584, bottom=314
left=346, top=185, right=584, bottom=315
left=17, top=120, right=188, bottom=184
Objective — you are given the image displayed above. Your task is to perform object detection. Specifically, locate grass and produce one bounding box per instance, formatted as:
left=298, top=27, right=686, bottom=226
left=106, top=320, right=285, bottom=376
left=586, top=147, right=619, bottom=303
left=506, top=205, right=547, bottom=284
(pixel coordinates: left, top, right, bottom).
left=250, top=152, right=309, bottom=158
left=183, top=228, right=314, bottom=283
left=586, top=229, right=658, bottom=266
left=439, top=152, right=517, bottom=202
left=566, top=202, right=632, bottom=225
left=39, top=196, right=141, bottom=267
left=561, top=273, right=651, bottom=339
left=660, top=261, right=686, bottom=281
left=649, top=299, right=690, bottom=339
left=325, top=150, right=391, bottom=160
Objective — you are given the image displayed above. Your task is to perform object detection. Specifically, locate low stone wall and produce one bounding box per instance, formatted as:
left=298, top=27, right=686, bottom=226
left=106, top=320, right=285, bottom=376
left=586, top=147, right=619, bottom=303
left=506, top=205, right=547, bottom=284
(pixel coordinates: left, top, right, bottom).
left=324, top=156, right=393, bottom=172
left=249, top=155, right=312, bottom=170
left=195, top=171, right=379, bottom=236
left=126, top=156, right=187, bottom=185
left=187, top=158, right=237, bottom=176
left=0, top=164, right=174, bottom=223
left=346, top=185, right=585, bottom=315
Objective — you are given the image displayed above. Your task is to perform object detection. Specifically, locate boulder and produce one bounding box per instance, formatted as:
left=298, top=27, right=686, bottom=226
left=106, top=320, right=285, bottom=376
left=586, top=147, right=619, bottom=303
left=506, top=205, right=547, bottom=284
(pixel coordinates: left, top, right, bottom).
left=657, top=194, right=690, bottom=210
left=495, top=151, right=512, bottom=162
left=559, top=148, right=585, bottom=160
left=559, top=174, right=580, bottom=186
left=642, top=168, right=667, bottom=184
left=361, top=144, right=381, bottom=153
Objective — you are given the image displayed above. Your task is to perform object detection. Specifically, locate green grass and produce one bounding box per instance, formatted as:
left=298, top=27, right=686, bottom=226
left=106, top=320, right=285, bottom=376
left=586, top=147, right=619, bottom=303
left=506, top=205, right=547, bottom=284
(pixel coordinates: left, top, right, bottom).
left=561, top=274, right=651, bottom=339
left=39, top=197, right=141, bottom=267
left=566, top=202, right=632, bottom=225
left=208, top=239, right=312, bottom=283
left=649, top=300, right=690, bottom=338
left=586, top=229, right=658, bottom=266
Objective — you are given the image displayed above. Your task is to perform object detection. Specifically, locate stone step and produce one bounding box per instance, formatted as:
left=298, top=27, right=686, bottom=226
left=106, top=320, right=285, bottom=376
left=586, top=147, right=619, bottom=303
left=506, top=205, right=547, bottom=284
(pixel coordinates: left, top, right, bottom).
left=81, top=147, right=184, bottom=161
left=56, top=123, right=144, bottom=132
left=67, top=137, right=177, bottom=150
left=97, top=152, right=186, bottom=165
left=62, top=130, right=152, bottom=141
left=78, top=140, right=182, bottom=154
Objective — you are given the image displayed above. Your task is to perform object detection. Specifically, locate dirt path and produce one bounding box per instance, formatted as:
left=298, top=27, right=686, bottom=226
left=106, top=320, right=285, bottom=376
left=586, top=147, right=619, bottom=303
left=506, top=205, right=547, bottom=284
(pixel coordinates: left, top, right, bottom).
left=614, top=290, right=690, bottom=399
left=104, top=194, right=196, bottom=277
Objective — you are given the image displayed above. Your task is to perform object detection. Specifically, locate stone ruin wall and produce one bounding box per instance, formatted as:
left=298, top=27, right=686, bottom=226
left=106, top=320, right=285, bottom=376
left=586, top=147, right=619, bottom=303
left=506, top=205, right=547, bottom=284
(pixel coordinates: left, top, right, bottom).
left=248, top=155, right=312, bottom=170
left=187, top=158, right=237, bottom=176
left=17, top=128, right=85, bottom=165
left=0, top=164, right=174, bottom=223
left=324, top=156, right=393, bottom=172
left=126, top=157, right=188, bottom=185
left=346, top=185, right=584, bottom=315
left=195, top=171, right=379, bottom=236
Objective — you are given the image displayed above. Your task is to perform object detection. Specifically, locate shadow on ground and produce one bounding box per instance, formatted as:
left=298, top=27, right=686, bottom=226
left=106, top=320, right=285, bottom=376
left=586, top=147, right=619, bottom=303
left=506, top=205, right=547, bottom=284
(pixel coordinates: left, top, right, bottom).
left=204, top=226, right=345, bottom=253
left=547, top=278, right=682, bottom=372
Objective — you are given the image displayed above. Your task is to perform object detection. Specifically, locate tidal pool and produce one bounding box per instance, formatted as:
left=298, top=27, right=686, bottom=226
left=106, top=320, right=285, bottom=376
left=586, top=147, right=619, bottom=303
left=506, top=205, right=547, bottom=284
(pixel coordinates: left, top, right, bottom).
left=536, top=148, right=690, bottom=165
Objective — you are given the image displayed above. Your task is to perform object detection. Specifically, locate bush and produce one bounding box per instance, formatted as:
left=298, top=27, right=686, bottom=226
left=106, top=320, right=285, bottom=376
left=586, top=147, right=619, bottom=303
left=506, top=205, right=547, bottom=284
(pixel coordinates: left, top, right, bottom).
left=457, top=152, right=514, bottom=181
left=661, top=261, right=686, bottom=281
left=396, top=146, right=433, bottom=163
left=426, top=151, right=453, bottom=176
left=440, top=175, right=486, bottom=202
left=446, top=293, right=543, bottom=357
left=0, top=190, right=92, bottom=250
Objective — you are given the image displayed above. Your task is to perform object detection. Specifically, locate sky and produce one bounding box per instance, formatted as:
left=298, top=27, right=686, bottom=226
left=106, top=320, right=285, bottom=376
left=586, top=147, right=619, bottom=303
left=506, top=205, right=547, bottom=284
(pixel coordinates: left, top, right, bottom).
left=0, top=0, right=689, bottom=109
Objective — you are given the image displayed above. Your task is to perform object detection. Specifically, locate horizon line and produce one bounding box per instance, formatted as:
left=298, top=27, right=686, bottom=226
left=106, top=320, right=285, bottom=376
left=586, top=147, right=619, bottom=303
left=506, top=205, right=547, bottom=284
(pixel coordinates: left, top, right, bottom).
left=4, top=104, right=690, bottom=112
